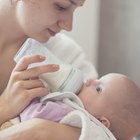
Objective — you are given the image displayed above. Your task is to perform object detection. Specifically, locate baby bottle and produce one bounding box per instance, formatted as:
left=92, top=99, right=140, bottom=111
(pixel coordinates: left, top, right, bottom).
left=14, top=38, right=84, bottom=94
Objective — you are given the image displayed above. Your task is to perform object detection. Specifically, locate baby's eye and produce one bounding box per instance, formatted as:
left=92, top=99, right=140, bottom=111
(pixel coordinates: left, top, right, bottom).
left=96, top=86, right=102, bottom=93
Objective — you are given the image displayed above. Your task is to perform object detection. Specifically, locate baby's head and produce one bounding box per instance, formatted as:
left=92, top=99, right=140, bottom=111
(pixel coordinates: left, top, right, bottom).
left=78, top=73, right=140, bottom=140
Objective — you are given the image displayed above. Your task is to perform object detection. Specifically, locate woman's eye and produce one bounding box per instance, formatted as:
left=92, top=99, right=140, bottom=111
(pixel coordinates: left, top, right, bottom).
left=96, top=86, right=102, bottom=93
left=56, top=5, right=67, bottom=11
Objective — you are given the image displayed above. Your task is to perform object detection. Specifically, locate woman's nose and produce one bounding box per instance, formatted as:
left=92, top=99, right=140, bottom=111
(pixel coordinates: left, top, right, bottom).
left=57, top=14, right=73, bottom=31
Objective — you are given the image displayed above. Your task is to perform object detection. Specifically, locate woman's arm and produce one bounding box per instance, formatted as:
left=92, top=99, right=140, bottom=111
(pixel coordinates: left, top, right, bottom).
left=0, top=119, right=80, bottom=140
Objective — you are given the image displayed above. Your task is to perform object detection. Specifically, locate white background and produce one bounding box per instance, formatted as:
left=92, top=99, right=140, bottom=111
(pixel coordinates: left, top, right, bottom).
left=63, top=0, right=100, bottom=68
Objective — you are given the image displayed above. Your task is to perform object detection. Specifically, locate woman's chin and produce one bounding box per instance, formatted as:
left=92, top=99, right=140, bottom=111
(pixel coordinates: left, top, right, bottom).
left=32, top=36, right=50, bottom=44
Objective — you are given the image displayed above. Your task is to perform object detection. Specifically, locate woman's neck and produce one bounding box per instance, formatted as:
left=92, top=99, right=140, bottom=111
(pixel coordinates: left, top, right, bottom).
left=0, top=1, right=27, bottom=51
left=0, top=19, right=28, bottom=51
left=0, top=35, right=27, bottom=53
left=0, top=21, right=27, bottom=51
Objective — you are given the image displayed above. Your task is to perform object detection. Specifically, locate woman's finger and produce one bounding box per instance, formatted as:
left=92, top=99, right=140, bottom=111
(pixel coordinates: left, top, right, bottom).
left=14, top=55, right=46, bottom=71
left=27, top=87, right=49, bottom=99
left=17, top=64, right=59, bottom=80
left=16, top=79, right=45, bottom=89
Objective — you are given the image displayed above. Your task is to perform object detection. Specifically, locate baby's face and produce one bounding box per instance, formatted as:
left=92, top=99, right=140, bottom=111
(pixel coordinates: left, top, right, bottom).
left=78, top=73, right=126, bottom=116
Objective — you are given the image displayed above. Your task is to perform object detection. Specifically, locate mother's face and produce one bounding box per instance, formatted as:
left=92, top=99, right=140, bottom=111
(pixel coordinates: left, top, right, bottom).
left=15, top=0, right=85, bottom=43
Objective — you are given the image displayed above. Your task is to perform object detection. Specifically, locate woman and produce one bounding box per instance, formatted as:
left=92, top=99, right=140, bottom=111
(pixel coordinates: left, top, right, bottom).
left=0, top=0, right=97, bottom=139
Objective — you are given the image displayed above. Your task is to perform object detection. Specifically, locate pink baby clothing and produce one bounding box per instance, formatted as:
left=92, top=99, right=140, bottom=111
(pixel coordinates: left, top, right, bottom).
left=20, top=98, right=74, bottom=122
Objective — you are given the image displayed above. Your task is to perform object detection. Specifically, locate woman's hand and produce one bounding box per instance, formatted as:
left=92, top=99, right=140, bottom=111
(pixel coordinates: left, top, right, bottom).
left=0, top=119, right=80, bottom=140
left=0, top=55, right=59, bottom=124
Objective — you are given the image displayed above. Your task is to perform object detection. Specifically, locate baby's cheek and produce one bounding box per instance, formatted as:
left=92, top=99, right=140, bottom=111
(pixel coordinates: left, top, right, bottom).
left=79, top=94, right=89, bottom=107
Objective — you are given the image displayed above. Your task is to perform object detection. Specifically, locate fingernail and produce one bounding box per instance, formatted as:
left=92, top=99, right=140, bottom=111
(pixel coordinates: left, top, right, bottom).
left=39, top=55, right=46, bottom=60
left=52, top=64, right=59, bottom=69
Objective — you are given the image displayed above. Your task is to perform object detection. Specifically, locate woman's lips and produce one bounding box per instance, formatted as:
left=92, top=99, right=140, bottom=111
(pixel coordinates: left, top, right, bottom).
left=48, top=29, right=57, bottom=37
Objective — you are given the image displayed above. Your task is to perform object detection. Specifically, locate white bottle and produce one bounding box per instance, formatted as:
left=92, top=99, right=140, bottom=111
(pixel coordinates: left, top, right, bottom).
left=14, top=39, right=84, bottom=94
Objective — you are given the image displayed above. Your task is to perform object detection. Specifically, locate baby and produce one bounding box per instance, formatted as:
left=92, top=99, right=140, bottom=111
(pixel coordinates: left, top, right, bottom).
left=20, top=73, right=140, bottom=140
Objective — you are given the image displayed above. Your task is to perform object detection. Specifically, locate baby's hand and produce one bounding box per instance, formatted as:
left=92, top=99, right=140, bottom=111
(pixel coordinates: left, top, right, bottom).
left=0, top=55, right=59, bottom=123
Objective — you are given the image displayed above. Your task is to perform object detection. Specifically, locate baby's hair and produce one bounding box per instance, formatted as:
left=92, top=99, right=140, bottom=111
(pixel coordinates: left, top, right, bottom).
left=108, top=74, right=140, bottom=138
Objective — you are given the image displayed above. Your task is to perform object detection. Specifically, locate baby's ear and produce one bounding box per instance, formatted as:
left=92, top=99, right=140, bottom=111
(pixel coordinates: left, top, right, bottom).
left=99, top=116, right=111, bottom=128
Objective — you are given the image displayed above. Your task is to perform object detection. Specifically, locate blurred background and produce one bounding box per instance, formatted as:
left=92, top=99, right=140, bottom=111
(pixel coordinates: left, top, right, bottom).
left=64, top=0, right=140, bottom=139
left=64, top=0, right=140, bottom=87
